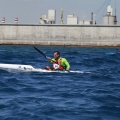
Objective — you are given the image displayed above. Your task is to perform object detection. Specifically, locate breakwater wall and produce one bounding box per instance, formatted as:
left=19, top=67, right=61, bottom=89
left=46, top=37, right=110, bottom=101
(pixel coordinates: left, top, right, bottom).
left=0, top=24, right=120, bottom=47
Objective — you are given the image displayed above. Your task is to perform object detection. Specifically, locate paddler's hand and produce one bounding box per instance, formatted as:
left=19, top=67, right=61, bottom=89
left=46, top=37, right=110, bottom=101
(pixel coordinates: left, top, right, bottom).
left=46, top=57, right=51, bottom=61
left=66, top=68, right=70, bottom=72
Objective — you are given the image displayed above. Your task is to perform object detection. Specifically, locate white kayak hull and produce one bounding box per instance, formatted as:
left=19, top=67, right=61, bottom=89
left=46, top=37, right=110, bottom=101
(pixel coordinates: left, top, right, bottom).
left=0, top=63, right=86, bottom=73
left=0, top=63, right=54, bottom=72
left=0, top=64, right=34, bottom=70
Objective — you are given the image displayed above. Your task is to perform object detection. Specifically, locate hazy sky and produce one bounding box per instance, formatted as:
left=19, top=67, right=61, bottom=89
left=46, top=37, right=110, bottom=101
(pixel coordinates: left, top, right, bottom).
left=0, top=0, right=119, bottom=24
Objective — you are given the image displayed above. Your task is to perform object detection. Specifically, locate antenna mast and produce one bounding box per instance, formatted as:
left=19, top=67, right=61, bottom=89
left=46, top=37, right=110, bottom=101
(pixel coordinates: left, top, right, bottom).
left=114, top=0, right=117, bottom=24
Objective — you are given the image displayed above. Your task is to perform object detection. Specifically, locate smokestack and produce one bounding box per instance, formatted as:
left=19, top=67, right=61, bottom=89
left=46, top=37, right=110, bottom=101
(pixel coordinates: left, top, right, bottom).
left=14, top=17, right=18, bottom=23
left=91, top=12, right=93, bottom=24
left=2, top=17, right=5, bottom=23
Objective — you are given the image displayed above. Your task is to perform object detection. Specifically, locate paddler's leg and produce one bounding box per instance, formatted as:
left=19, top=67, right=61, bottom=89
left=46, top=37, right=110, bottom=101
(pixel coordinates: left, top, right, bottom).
left=45, top=66, right=55, bottom=71
left=45, top=66, right=51, bottom=70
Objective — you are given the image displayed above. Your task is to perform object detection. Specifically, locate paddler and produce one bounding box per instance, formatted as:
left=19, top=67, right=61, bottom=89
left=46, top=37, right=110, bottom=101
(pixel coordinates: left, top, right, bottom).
left=45, top=51, right=70, bottom=71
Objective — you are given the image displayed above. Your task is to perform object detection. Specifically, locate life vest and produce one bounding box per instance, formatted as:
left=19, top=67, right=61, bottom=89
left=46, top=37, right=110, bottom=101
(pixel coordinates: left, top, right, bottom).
left=53, top=58, right=64, bottom=70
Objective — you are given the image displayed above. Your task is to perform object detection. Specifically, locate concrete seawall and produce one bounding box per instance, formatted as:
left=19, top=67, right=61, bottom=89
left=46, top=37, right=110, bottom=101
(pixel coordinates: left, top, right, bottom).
left=0, top=24, right=120, bottom=47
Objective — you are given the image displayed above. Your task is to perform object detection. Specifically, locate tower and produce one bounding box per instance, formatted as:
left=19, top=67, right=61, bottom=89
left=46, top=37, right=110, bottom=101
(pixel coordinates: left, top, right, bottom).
left=60, top=9, right=64, bottom=24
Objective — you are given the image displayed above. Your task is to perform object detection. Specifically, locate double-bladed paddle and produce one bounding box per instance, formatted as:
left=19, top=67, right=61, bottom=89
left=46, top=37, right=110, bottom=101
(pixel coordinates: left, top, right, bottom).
left=33, top=46, right=50, bottom=60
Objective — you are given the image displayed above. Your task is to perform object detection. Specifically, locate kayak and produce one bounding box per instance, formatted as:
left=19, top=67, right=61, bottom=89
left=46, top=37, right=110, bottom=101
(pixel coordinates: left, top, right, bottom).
left=0, top=63, right=55, bottom=72
left=0, top=63, right=84, bottom=73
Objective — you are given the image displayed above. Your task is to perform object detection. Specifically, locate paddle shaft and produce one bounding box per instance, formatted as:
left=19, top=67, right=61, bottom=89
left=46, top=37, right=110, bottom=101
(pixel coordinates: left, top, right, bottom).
left=33, top=47, right=48, bottom=59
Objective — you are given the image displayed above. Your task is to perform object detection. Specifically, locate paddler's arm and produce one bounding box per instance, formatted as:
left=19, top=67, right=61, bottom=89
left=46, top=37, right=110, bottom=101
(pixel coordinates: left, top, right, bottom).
left=63, top=58, right=70, bottom=71
left=46, top=57, right=51, bottom=61
left=47, top=57, right=55, bottom=63
left=66, top=62, right=70, bottom=71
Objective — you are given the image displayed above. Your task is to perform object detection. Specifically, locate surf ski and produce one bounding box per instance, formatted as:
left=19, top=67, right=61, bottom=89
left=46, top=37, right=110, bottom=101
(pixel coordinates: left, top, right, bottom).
left=0, top=63, right=54, bottom=72
left=0, top=63, right=84, bottom=73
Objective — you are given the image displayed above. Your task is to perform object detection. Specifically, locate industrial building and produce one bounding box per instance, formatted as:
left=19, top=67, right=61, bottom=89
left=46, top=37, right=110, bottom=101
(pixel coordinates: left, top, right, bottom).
left=40, top=10, right=56, bottom=24
left=0, top=4, right=120, bottom=47
left=103, top=5, right=117, bottom=25
left=39, top=4, right=117, bottom=26
left=67, top=14, right=78, bottom=25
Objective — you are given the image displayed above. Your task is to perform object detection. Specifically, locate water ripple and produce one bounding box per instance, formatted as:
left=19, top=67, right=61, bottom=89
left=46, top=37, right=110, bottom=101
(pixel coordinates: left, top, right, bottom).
left=0, top=46, right=120, bottom=120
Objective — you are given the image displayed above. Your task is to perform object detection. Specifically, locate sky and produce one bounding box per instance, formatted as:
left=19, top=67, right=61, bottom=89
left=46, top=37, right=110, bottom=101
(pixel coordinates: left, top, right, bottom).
left=0, top=0, right=119, bottom=24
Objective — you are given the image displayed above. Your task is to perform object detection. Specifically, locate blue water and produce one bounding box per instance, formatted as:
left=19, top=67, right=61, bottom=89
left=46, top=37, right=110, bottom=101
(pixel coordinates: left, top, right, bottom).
left=0, top=46, right=120, bottom=120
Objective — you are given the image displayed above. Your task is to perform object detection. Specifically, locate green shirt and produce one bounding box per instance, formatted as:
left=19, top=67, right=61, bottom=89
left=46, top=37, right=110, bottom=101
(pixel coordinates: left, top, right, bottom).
left=50, top=57, right=70, bottom=70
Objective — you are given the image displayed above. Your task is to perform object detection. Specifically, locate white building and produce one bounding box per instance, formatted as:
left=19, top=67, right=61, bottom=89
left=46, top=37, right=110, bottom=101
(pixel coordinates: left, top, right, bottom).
left=79, top=20, right=92, bottom=25
left=67, top=14, right=78, bottom=25
left=48, top=10, right=56, bottom=24
left=40, top=14, right=48, bottom=24
left=103, top=5, right=117, bottom=25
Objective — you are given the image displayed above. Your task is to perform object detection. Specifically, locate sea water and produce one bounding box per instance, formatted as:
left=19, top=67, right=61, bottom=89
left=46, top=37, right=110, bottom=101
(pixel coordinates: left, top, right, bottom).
left=0, top=46, right=120, bottom=120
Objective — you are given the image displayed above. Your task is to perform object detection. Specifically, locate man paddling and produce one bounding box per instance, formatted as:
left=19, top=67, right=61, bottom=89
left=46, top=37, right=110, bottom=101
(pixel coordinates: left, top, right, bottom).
left=45, top=51, right=70, bottom=71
